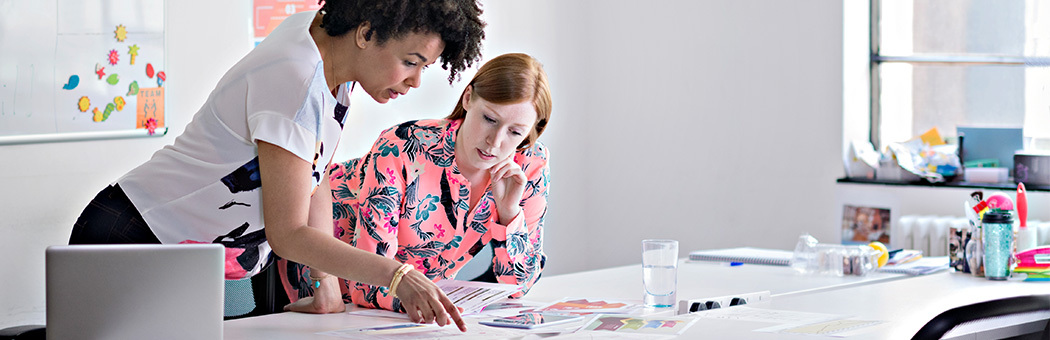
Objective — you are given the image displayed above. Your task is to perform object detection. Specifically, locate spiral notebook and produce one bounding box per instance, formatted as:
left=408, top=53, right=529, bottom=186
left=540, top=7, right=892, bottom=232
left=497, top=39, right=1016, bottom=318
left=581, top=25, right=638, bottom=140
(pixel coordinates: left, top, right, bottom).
left=688, top=247, right=793, bottom=266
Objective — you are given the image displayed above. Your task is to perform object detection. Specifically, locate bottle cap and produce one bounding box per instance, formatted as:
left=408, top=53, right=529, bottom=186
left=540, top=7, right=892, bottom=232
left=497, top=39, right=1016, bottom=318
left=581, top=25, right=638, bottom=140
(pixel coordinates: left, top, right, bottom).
left=981, top=210, right=1013, bottom=224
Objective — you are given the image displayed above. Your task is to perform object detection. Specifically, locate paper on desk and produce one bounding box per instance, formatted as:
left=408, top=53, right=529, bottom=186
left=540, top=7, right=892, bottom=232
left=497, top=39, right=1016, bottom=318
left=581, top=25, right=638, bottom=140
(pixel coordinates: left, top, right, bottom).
left=574, top=313, right=700, bottom=336
left=878, top=256, right=949, bottom=275
left=347, top=280, right=521, bottom=319
left=318, top=322, right=522, bottom=340
left=474, top=299, right=547, bottom=317
left=695, top=306, right=841, bottom=325
left=437, top=280, right=522, bottom=314
left=755, top=318, right=884, bottom=338
left=532, top=298, right=642, bottom=316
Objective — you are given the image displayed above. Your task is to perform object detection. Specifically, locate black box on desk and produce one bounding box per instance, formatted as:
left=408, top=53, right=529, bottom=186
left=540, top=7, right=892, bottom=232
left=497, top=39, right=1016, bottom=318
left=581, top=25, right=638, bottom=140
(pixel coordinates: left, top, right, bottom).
left=1015, top=152, right=1050, bottom=185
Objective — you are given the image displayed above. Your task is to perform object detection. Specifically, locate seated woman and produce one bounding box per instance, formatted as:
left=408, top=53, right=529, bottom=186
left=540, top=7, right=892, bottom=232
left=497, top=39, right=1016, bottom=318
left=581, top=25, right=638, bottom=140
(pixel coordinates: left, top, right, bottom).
left=282, top=53, right=551, bottom=313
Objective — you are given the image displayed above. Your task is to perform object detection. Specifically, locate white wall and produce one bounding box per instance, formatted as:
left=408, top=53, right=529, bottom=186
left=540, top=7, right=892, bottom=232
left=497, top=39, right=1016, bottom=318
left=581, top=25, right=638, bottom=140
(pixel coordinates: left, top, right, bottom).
left=0, top=0, right=891, bottom=328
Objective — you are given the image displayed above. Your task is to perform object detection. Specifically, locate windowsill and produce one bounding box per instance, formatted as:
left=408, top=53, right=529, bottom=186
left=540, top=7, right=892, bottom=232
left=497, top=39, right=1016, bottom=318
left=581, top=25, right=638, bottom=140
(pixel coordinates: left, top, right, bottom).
left=836, top=177, right=1050, bottom=192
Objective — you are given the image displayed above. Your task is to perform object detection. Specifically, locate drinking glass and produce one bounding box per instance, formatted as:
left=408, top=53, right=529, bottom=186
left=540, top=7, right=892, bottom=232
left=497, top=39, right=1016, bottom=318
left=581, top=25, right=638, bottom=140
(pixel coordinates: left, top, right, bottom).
left=642, top=239, right=678, bottom=308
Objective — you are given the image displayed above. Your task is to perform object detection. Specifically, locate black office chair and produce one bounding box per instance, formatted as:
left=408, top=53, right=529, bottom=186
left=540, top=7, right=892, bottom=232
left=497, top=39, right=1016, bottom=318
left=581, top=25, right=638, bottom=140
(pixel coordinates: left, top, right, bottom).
left=223, top=259, right=289, bottom=320
left=912, top=294, right=1050, bottom=340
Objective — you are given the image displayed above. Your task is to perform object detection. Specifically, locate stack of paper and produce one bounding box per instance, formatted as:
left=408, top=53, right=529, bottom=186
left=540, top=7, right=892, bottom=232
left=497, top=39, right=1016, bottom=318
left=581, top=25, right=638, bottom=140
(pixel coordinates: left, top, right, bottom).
left=1014, top=246, right=1050, bottom=281
left=878, top=256, right=948, bottom=276
left=886, top=249, right=922, bottom=266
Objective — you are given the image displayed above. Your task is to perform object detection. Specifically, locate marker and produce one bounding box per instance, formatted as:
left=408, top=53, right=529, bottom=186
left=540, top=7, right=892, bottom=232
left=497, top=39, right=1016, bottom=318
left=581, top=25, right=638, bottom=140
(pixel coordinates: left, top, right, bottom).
left=729, top=262, right=743, bottom=266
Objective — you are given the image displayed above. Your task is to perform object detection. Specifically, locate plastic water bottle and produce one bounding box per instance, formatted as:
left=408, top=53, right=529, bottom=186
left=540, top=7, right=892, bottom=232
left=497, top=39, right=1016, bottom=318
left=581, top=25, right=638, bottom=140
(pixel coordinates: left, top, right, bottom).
left=791, top=234, right=882, bottom=277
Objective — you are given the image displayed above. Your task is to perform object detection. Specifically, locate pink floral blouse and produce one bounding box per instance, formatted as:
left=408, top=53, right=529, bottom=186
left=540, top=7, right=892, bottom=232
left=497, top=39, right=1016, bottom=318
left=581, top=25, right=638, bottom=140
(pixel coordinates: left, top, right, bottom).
left=332, top=119, right=549, bottom=311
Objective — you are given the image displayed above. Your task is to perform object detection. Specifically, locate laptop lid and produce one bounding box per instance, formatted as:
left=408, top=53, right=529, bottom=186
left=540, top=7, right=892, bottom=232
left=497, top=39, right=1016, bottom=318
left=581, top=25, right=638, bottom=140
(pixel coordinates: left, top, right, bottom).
left=46, top=244, right=224, bottom=339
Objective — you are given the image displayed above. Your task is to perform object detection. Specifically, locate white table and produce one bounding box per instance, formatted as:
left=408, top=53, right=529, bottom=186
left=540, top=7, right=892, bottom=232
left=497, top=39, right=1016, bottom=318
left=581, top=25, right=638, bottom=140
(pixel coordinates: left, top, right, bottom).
left=230, top=260, right=1010, bottom=339
left=225, top=260, right=970, bottom=337
left=679, top=272, right=1050, bottom=339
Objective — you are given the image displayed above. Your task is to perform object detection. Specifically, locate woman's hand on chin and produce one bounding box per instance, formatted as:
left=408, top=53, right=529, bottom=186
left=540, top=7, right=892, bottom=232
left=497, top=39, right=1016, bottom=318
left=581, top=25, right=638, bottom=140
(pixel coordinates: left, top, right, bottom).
left=489, top=156, right=526, bottom=224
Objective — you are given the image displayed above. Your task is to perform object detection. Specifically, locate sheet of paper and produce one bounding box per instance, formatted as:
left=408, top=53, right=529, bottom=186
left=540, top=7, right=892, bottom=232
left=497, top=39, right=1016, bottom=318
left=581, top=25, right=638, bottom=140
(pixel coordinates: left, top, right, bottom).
left=694, top=306, right=841, bottom=325
left=348, top=309, right=411, bottom=320
left=532, top=298, right=642, bottom=316
left=436, top=280, right=522, bottom=314
left=474, top=299, right=548, bottom=317
left=574, top=313, right=700, bottom=336
left=318, top=322, right=522, bottom=340
left=756, top=319, right=884, bottom=337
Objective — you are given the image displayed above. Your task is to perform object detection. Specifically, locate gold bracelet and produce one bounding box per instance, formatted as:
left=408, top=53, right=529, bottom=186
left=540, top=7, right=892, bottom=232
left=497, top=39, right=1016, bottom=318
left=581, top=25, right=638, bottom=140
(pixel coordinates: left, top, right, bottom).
left=388, top=264, right=413, bottom=298
left=308, top=270, right=330, bottom=289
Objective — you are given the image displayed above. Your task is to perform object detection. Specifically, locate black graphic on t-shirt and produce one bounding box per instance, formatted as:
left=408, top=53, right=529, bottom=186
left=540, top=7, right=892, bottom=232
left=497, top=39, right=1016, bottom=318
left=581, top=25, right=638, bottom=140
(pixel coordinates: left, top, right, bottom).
left=222, top=157, right=261, bottom=193
left=219, top=200, right=251, bottom=209
left=214, top=222, right=267, bottom=271
left=312, top=143, right=324, bottom=182
left=333, top=102, right=348, bottom=129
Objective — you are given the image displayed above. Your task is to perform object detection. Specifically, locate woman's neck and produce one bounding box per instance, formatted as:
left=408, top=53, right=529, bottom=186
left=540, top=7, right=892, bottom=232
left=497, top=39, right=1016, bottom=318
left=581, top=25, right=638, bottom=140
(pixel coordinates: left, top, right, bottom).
left=310, top=14, right=356, bottom=91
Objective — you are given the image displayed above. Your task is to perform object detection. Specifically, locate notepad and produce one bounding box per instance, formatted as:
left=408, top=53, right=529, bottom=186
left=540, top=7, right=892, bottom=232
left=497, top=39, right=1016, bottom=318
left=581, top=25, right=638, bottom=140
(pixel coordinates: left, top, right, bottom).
left=688, top=247, right=793, bottom=266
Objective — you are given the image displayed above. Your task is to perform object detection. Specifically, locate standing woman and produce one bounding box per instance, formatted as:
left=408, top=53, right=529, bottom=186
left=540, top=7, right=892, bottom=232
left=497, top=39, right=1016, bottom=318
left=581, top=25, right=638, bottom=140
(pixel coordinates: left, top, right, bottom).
left=69, top=0, right=485, bottom=329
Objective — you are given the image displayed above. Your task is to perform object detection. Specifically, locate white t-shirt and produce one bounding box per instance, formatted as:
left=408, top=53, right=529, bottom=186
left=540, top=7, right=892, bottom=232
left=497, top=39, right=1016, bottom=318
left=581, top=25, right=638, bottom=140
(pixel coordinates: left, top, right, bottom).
left=118, top=11, right=350, bottom=279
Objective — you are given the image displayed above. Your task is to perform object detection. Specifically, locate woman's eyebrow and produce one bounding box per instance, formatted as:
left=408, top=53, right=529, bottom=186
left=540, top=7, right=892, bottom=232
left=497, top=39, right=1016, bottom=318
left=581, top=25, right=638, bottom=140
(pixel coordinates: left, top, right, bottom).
left=410, top=52, right=428, bottom=63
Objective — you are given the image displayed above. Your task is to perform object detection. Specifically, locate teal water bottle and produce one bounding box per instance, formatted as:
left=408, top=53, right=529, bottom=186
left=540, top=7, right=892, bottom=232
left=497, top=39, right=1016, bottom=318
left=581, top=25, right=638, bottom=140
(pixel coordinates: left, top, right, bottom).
left=981, top=210, right=1014, bottom=280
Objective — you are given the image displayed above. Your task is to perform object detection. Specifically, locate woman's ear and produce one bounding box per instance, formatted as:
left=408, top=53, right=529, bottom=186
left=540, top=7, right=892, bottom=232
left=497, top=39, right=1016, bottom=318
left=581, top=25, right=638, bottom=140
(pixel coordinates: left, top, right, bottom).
left=354, top=22, right=372, bottom=49
left=461, top=85, right=473, bottom=108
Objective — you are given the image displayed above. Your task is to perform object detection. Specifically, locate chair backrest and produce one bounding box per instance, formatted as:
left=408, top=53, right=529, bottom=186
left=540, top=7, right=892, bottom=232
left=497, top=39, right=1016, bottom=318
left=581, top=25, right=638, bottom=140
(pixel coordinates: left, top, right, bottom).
left=912, top=294, right=1050, bottom=340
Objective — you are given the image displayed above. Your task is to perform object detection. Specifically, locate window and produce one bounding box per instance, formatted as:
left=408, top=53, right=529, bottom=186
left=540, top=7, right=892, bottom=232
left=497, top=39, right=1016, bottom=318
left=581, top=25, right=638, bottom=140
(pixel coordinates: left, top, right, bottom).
left=867, top=0, right=1050, bottom=151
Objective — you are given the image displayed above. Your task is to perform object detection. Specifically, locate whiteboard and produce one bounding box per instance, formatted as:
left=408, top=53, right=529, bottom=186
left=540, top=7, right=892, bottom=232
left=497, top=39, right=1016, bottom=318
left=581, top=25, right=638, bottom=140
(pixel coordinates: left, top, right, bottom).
left=0, top=0, right=167, bottom=145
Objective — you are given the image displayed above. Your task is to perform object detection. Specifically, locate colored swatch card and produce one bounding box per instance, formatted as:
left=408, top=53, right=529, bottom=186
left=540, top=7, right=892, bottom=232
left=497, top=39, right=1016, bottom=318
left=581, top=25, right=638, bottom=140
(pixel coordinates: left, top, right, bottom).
left=575, top=313, right=700, bottom=336
left=533, top=298, right=641, bottom=316
left=435, top=280, right=523, bottom=315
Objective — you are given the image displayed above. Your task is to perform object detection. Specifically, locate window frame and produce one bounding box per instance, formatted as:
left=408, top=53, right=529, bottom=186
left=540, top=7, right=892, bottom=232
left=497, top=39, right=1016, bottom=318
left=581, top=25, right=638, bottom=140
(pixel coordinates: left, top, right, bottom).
left=867, top=0, right=1050, bottom=150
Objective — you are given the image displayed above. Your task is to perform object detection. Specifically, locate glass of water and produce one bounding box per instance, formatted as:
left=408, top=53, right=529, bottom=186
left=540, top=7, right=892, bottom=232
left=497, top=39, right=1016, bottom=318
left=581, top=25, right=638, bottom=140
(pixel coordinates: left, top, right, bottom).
left=642, top=239, right=678, bottom=308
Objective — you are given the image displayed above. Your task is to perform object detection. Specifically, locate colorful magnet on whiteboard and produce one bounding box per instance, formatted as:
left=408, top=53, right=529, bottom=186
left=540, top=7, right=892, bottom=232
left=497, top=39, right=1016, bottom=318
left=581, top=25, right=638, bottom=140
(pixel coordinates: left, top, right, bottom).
left=128, top=44, right=139, bottom=65
left=145, top=117, right=158, bottom=135
left=62, top=75, right=79, bottom=90
left=157, top=71, right=166, bottom=87
left=127, top=81, right=139, bottom=96
left=106, top=74, right=119, bottom=85
left=107, top=49, right=120, bottom=66
left=114, top=96, right=126, bottom=111
left=114, top=24, right=128, bottom=42
left=146, top=63, right=154, bottom=78
left=95, top=63, right=106, bottom=79
left=92, top=107, right=103, bottom=122
left=103, top=103, right=115, bottom=121
left=78, top=96, right=90, bottom=112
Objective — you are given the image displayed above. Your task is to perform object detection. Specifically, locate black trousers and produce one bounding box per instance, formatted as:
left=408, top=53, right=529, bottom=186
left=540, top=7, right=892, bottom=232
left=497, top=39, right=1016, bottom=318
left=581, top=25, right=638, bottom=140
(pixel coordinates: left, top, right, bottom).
left=69, top=184, right=161, bottom=244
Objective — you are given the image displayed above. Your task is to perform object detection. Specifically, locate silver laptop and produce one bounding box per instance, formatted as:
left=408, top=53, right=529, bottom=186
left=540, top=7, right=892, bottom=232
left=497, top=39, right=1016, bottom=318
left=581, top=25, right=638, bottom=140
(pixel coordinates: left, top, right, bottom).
left=46, top=244, right=225, bottom=339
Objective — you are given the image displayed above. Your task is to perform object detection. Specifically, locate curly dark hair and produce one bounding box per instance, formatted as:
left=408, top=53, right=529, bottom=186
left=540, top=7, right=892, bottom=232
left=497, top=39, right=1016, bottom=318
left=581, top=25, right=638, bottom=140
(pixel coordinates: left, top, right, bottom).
left=318, top=0, right=485, bottom=83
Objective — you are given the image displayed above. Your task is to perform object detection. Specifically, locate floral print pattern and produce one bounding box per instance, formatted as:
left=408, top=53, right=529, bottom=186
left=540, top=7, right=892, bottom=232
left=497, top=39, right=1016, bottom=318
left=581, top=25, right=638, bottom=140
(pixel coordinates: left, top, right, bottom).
left=333, top=119, right=549, bottom=311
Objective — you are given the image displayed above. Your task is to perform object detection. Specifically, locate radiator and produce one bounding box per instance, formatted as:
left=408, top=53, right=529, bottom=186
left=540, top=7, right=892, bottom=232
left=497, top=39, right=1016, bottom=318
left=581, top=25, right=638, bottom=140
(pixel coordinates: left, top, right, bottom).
left=895, top=215, right=1050, bottom=256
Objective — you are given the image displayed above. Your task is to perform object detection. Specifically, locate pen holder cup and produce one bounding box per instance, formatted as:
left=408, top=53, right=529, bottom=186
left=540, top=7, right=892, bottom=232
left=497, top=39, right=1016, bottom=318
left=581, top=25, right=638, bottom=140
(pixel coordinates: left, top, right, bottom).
left=791, top=234, right=881, bottom=277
